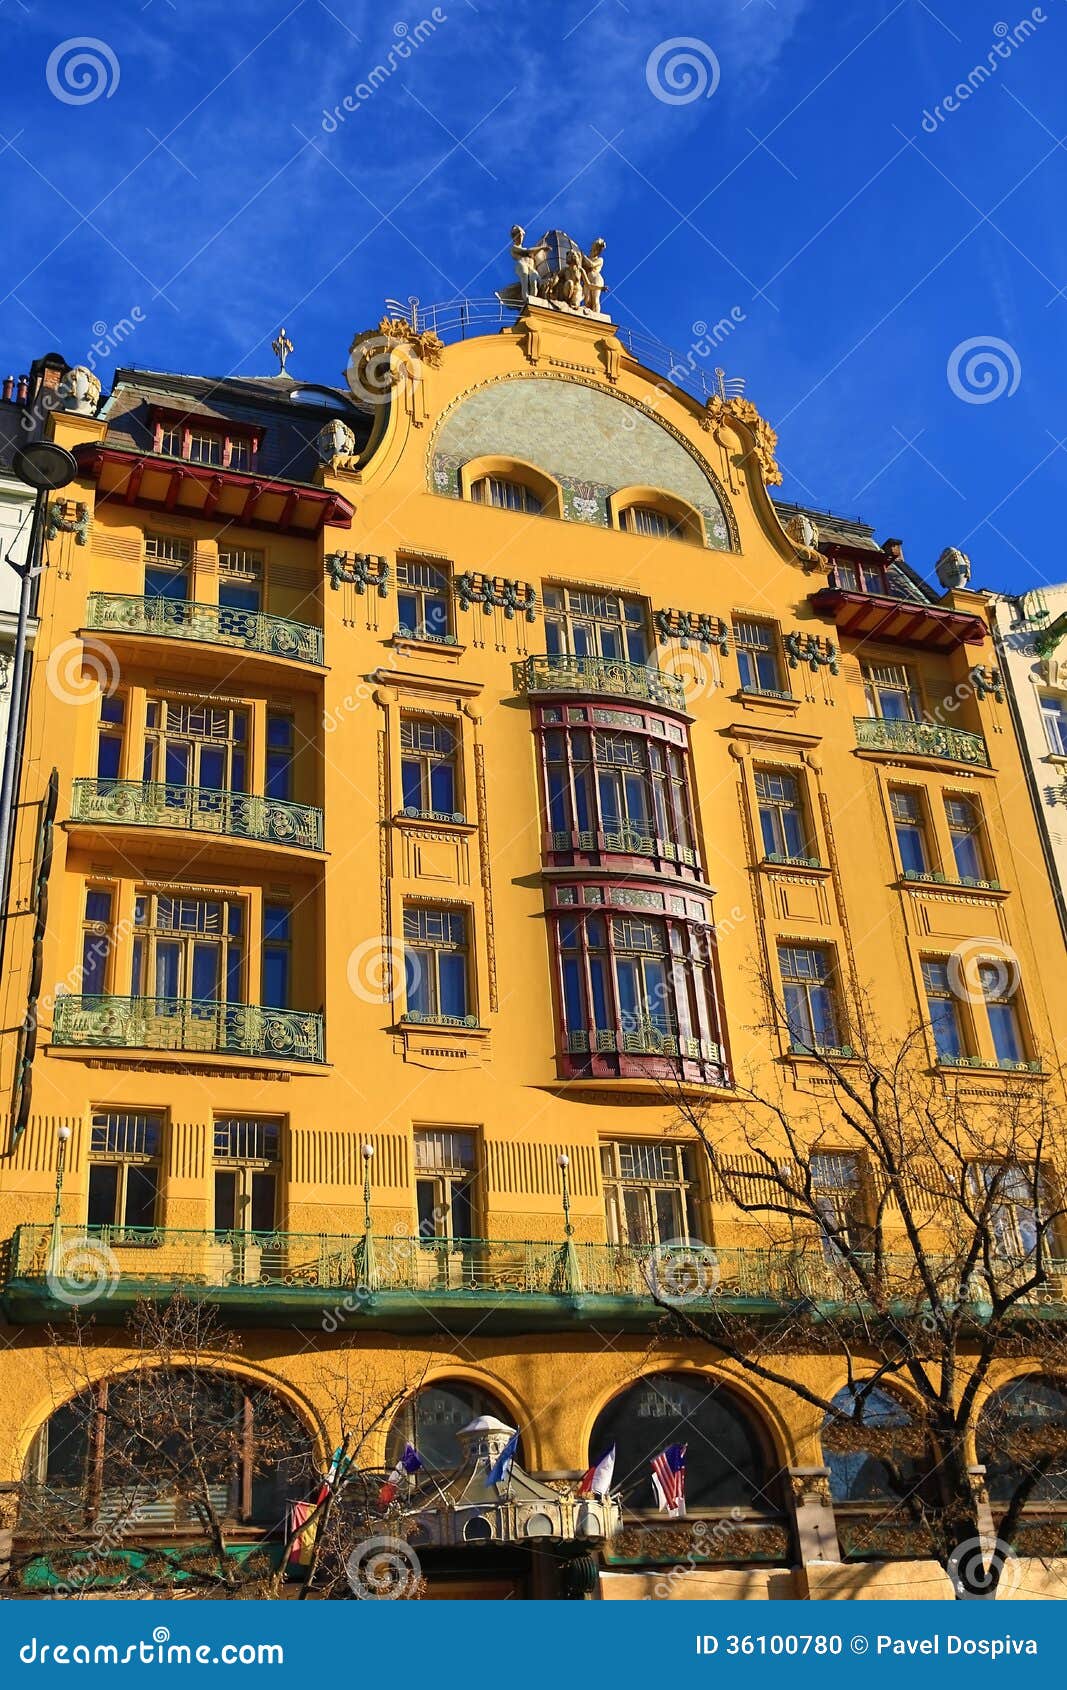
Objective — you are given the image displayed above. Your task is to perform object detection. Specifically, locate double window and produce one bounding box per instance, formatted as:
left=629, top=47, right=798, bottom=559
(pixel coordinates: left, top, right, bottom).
left=1041, top=694, right=1067, bottom=756
left=734, top=619, right=786, bottom=696
left=403, top=906, right=471, bottom=1022
left=755, top=768, right=810, bottom=860
left=829, top=558, right=891, bottom=595
left=862, top=660, right=922, bottom=721
left=921, top=953, right=1029, bottom=1067
left=414, top=1128, right=477, bottom=1243
left=131, top=892, right=244, bottom=1006
left=970, top=1162, right=1047, bottom=1261
left=400, top=717, right=460, bottom=816
left=778, top=944, right=844, bottom=1054
left=542, top=723, right=695, bottom=863
left=601, top=1139, right=699, bottom=1249
left=543, top=587, right=648, bottom=664
left=396, top=558, right=452, bottom=642
left=213, top=1116, right=281, bottom=1234
left=87, top=1110, right=162, bottom=1232
left=623, top=504, right=682, bottom=540
left=810, top=1151, right=870, bottom=1261
left=217, top=547, right=264, bottom=613
left=155, top=420, right=257, bottom=472
left=143, top=699, right=249, bottom=792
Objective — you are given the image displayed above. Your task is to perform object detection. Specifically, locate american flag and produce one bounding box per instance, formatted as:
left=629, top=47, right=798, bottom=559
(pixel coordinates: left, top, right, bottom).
left=650, top=1443, right=687, bottom=1516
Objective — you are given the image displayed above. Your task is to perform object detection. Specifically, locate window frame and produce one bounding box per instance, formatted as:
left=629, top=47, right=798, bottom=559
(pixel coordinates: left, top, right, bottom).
left=399, top=714, right=462, bottom=819
left=86, top=1109, right=164, bottom=1235
left=152, top=417, right=261, bottom=472
left=1040, top=693, right=1067, bottom=757
left=600, top=1138, right=702, bottom=1250
left=402, top=904, right=473, bottom=1025
left=777, top=943, right=847, bottom=1056
left=754, top=766, right=813, bottom=863
left=542, top=584, right=650, bottom=665
left=943, top=792, right=989, bottom=883
left=889, top=785, right=937, bottom=879
left=920, top=955, right=972, bottom=1064
left=395, top=557, right=455, bottom=645
left=213, top=1115, right=283, bottom=1236
left=413, top=1127, right=479, bottom=1244
left=539, top=709, right=698, bottom=873
left=130, top=890, right=246, bottom=1007
left=861, top=659, right=923, bottom=723
left=733, top=617, right=788, bottom=698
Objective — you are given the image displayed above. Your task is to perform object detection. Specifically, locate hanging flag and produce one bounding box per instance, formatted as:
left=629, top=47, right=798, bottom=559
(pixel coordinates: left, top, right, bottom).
left=579, top=1445, right=616, bottom=1499
left=486, top=1430, right=519, bottom=1488
left=286, top=1500, right=318, bottom=1570
left=378, top=1443, right=423, bottom=1507
left=651, top=1443, right=687, bottom=1517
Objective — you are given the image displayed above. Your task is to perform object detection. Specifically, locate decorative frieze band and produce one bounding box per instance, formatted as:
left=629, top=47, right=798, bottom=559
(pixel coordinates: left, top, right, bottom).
left=654, top=607, right=730, bottom=653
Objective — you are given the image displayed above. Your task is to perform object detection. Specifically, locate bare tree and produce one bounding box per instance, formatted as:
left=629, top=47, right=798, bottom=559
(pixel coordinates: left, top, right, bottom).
left=646, top=979, right=1067, bottom=1598
left=5, top=1294, right=419, bottom=1600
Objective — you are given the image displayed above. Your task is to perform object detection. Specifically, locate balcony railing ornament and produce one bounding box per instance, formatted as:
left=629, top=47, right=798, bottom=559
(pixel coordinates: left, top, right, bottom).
left=654, top=607, right=729, bottom=654
left=854, top=716, right=990, bottom=767
left=325, top=551, right=391, bottom=596
left=70, top=781, right=324, bottom=851
left=518, top=654, right=689, bottom=712
left=86, top=594, right=324, bottom=666
left=51, top=996, right=324, bottom=1063
left=456, top=571, right=537, bottom=622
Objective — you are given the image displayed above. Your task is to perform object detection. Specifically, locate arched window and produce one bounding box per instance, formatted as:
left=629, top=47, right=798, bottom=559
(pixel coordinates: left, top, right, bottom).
left=471, top=475, right=542, bottom=514
left=588, top=1374, right=776, bottom=1513
left=623, top=505, right=683, bottom=540
left=977, top=1376, right=1067, bottom=1505
left=386, top=1380, right=521, bottom=1476
left=26, top=1371, right=312, bottom=1530
left=822, top=1384, right=929, bottom=1505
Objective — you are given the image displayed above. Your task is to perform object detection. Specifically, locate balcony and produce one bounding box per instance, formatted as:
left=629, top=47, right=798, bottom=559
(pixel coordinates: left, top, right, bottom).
left=854, top=716, right=989, bottom=767
left=517, top=654, right=688, bottom=713
left=86, top=593, right=324, bottom=667
left=50, top=997, right=324, bottom=1064
left=7, top=1228, right=1066, bottom=1332
left=70, top=780, right=324, bottom=852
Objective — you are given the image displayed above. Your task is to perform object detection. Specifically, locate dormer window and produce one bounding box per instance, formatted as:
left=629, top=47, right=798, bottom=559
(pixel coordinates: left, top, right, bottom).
left=153, top=411, right=260, bottom=472
left=828, top=557, right=891, bottom=595
left=471, top=475, right=542, bottom=514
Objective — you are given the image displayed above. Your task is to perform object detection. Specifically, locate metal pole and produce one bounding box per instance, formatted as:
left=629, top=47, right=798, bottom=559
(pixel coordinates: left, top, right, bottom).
left=0, top=486, right=47, bottom=923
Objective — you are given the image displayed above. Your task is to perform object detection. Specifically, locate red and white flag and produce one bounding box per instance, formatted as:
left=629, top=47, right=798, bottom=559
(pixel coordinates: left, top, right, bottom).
left=579, top=1445, right=616, bottom=1499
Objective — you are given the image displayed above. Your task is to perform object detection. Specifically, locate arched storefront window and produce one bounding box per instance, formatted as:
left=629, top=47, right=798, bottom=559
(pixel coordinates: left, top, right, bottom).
left=386, top=1380, right=521, bottom=1476
left=821, top=1384, right=929, bottom=1505
left=977, top=1376, right=1067, bottom=1506
left=26, top=1370, right=312, bottom=1530
left=588, top=1373, right=776, bottom=1513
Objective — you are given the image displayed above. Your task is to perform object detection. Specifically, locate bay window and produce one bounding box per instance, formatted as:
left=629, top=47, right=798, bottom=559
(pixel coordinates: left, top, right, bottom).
left=539, top=708, right=697, bottom=871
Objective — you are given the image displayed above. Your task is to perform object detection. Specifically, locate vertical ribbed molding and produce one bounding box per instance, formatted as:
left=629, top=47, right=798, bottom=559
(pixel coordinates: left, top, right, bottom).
left=486, top=1141, right=598, bottom=1198
left=169, top=1121, right=207, bottom=1180
left=288, top=1129, right=410, bottom=1192
left=10, top=1114, right=84, bottom=1173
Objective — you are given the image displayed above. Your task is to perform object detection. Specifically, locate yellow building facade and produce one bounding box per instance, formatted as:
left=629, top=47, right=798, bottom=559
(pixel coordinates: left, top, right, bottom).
left=2, top=262, right=1067, bottom=1599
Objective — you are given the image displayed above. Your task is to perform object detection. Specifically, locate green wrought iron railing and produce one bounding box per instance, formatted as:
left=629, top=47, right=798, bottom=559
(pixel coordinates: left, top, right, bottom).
left=853, top=716, right=989, bottom=766
left=70, top=780, right=324, bottom=851
left=9, top=1226, right=1067, bottom=1313
left=50, top=997, right=324, bottom=1063
left=518, top=654, right=688, bottom=712
left=86, top=593, right=324, bottom=666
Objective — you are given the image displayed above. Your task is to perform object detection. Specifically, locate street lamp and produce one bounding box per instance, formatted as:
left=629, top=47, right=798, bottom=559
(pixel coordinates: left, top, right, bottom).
left=47, top=1121, right=72, bottom=1278
left=0, top=441, right=79, bottom=918
left=557, top=1151, right=573, bottom=1239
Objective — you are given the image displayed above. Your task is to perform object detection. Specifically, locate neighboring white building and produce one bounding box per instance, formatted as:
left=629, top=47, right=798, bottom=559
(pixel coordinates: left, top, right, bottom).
left=0, top=381, right=37, bottom=766
left=991, top=586, right=1067, bottom=941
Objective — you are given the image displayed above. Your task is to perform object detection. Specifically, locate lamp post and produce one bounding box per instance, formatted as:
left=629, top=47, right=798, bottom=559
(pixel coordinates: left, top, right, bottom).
left=361, top=1141, right=375, bottom=1233
left=557, top=1151, right=573, bottom=1238
left=47, top=1121, right=72, bottom=1278
left=553, top=1151, right=584, bottom=1296
left=0, top=442, right=79, bottom=922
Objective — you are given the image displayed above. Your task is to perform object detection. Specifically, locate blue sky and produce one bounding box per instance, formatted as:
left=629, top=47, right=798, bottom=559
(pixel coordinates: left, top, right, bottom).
left=2, top=0, right=1067, bottom=595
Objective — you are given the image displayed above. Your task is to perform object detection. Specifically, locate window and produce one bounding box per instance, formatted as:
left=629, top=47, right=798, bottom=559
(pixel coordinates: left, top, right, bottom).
left=387, top=1382, right=519, bottom=1476
left=944, top=795, right=987, bottom=881
left=862, top=660, right=922, bottom=721
left=823, top=1384, right=930, bottom=1507
left=734, top=619, right=786, bottom=695
left=978, top=1379, right=1067, bottom=1505
left=778, top=944, right=844, bottom=1053
left=262, top=906, right=291, bottom=1009
left=755, top=768, right=809, bottom=860
left=81, top=887, right=114, bottom=996
left=265, top=713, right=294, bottom=801
left=1041, top=694, right=1067, bottom=756
left=981, top=963, right=1027, bottom=1065
left=810, top=1152, right=870, bottom=1260
left=414, top=1128, right=477, bottom=1242
left=890, top=788, right=933, bottom=876
left=623, top=504, right=682, bottom=539
left=396, top=558, right=452, bottom=642
left=131, top=892, right=244, bottom=1006
left=96, top=694, right=125, bottom=781
left=154, top=420, right=257, bottom=472
left=543, top=586, right=648, bottom=664
left=143, top=698, right=249, bottom=792
left=472, top=475, right=542, bottom=513
left=829, top=559, right=890, bottom=595
left=214, top=1116, right=281, bottom=1234
left=218, top=547, right=263, bottom=614
left=543, top=725, right=695, bottom=861
left=588, top=1375, right=775, bottom=1513
left=400, top=717, right=460, bottom=816
left=186, top=428, right=225, bottom=467
left=87, top=1110, right=162, bottom=1232
left=143, top=534, right=191, bottom=600
left=970, top=1163, right=1044, bottom=1261
left=600, top=1139, right=699, bottom=1249
left=403, top=906, right=470, bottom=1022
left=558, top=909, right=719, bottom=1067
left=921, top=958, right=968, bottom=1062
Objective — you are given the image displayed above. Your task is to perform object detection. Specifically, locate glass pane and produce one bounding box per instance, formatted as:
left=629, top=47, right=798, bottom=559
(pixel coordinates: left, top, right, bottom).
left=416, top=1179, right=438, bottom=1239
left=429, top=760, right=455, bottom=814
left=988, top=1003, right=1023, bottom=1064
left=218, top=582, right=260, bottom=612
left=191, top=943, right=219, bottom=1002
left=87, top=1163, right=119, bottom=1227
left=214, top=1170, right=237, bottom=1233
left=165, top=743, right=191, bottom=786
left=154, top=942, right=180, bottom=999
left=401, top=758, right=423, bottom=812
left=262, top=950, right=289, bottom=1010
left=439, top=954, right=468, bottom=1018
left=96, top=737, right=122, bottom=780
left=951, top=831, right=983, bottom=879
left=265, top=752, right=292, bottom=801
left=124, top=1166, right=158, bottom=1230
left=897, top=825, right=928, bottom=874
left=199, top=747, right=225, bottom=791
left=623, top=1187, right=652, bottom=1246
left=405, top=949, right=430, bottom=1016
left=250, top=1172, right=276, bottom=1233
left=451, top=1177, right=474, bottom=1240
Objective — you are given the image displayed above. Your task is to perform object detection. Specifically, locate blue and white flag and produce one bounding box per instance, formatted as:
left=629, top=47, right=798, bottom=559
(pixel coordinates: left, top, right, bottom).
left=486, top=1431, right=519, bottom=1488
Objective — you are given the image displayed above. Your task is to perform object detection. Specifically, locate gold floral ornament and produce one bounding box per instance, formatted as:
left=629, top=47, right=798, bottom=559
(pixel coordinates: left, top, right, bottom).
left=703, top=393, right=783, bottom=487
left=345, top=318, right=445, bottom=412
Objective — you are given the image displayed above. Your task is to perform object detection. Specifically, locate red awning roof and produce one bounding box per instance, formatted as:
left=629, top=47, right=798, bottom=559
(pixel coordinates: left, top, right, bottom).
left=73, top=444, right=353, bottom=535
left=808, top=587, right=986, bottom=651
